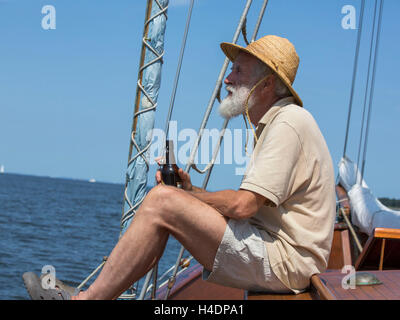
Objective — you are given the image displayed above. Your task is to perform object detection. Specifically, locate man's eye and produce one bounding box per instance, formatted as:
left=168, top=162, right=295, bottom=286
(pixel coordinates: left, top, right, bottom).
left=230, top=66, right=241, bottom=74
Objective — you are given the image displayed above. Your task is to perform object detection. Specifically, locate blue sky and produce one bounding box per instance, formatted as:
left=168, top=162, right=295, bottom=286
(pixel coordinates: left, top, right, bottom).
left=0, top=0, right=399, bottom=198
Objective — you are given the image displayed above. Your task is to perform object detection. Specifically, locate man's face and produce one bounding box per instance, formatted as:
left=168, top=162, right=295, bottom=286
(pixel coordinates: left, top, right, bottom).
left=218, top=52, right=260, bottom=119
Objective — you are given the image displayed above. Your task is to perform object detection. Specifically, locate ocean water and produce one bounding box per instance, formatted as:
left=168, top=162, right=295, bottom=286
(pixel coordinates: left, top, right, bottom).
left=0, top=173, right=183, bottom=300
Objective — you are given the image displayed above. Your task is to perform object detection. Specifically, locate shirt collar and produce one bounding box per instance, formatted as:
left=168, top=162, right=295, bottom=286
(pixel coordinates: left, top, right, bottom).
left=255, top=96, right=296, bottom=139
left=258, top=96, right=295, bottom=125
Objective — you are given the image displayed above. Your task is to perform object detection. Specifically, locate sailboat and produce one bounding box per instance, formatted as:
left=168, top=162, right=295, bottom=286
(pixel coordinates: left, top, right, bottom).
left=0, top=165, right=4, bottom=174
left=121, top=0, right=400, bottom=300
left=23, top=0, right=399, bottom=301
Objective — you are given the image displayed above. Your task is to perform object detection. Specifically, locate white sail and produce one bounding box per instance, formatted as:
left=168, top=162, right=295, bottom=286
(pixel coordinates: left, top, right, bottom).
left=0, top=165, right=4, bottom=173
left=338, top=157, right=400, bottom=235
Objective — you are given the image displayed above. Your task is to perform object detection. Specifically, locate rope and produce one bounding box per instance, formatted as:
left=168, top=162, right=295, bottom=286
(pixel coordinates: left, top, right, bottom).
left=342, top=0, right=366, bottom=158
left=356, top=0, right=379, bottom=178
left=164, top=0, right=194, bottom=139
left=77, top=256, right=107, bottom=290
left=241, top=17, right=250, bottom=45
left=339, top=208, right=364, bottom=253
left=360, top=0, right=384, bottom=181
left=337, top=197, right=349, bottom=204
left=141, top=257, right=194, bottom=298
left=250, top=0, right=269, bottom=42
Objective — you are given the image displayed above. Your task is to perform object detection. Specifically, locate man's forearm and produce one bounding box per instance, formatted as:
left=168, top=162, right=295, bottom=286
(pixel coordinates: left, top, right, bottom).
left=188, top=189, right=242, bottom=219
left=191, top=185, right=206, bottom=193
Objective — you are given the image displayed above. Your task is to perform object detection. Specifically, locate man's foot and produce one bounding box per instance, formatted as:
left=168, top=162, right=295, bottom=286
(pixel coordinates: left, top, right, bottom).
left=22, top=272, right=78, bottom=300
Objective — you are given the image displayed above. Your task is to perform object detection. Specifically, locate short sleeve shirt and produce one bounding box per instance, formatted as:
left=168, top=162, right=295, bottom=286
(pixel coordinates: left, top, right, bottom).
left=240, top=97, right=336, bottom=293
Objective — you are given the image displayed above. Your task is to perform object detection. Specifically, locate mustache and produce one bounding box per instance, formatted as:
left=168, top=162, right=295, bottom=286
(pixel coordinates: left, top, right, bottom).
left=225, top=85, right=235, bottom=94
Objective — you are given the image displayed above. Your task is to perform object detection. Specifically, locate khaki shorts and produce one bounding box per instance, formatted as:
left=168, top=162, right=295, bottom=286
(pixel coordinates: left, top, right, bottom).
left=203, top=219, right=291, bottom=293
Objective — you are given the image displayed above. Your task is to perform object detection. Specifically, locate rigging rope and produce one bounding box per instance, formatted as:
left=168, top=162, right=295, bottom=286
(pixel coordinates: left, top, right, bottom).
left=342, top=0, right=366, bottom=158
left=337, top=0, right=385, bottom=261
left=251, top=0, right=269, bottom=43
left=164, top=0, right=194, bottom=140
left=241, top=17, right=250, bottom=45
left=360, top=0, right=384, bottom=181
left=356, top=0, right=379, bottom=182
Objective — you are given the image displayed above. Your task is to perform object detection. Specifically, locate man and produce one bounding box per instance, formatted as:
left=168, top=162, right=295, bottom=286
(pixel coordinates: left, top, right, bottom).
left=23, top=35, right=336, bottom=299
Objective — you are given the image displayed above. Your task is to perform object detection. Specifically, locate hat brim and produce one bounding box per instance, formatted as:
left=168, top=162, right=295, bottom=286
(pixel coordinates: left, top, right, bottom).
left=220, top=42, right=303, bottom=108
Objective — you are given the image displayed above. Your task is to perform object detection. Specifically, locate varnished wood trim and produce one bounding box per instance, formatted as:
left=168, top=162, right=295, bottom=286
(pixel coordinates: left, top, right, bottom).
left=355, top=234, right=375, bottom=270
left=355, top=227, right=400, bottom=270
left=374, top=228, right=400, bottom=240
left=310, top=274, right=336, bottom=300
left=341, top=229, right=353, bottom=266
left=336, top=184, right=350, bottom=213
left=379, top=239, right=386, bottom=271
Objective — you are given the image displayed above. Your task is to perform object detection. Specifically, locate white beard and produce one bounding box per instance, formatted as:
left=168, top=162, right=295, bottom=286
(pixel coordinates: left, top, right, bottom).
left=218, top=84, right=254, bottom=119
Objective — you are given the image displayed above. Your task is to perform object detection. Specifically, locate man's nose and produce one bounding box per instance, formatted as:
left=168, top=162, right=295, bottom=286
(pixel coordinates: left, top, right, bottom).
left=224, top=72, right=234, bottom=85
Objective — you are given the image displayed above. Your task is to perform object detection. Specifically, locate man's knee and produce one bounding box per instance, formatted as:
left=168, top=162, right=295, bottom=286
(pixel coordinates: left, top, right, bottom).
left=142, top=184, right=179, bottom=216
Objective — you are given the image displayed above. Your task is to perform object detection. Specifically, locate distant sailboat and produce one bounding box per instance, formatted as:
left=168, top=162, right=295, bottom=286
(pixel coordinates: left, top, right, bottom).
left=89, top=178, right=96, bottom=183
left=0, top=165, right=4, bottom=174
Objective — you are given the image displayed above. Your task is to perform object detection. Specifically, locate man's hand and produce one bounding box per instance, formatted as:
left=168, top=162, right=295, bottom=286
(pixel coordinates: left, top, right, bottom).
left=155, top=157, right=193, bottom=191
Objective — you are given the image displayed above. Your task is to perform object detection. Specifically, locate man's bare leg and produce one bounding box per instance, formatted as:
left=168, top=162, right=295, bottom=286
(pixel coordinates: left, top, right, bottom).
left=73, top=184, right=228, bottom=300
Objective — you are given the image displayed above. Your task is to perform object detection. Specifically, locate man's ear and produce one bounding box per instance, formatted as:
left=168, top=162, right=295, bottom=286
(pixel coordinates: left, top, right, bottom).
left=262, top=74, right=275, bottom=93
left=266, top=74, right=275, bottom=87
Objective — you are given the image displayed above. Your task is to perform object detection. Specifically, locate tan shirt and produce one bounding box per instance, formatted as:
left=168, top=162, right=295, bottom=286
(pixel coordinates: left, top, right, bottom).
left=240, top=97, right=336, bottom=293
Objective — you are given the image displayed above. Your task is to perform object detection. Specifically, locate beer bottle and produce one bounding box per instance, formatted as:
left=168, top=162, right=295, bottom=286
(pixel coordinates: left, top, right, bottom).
left=161, top=140, right=182, bottom=188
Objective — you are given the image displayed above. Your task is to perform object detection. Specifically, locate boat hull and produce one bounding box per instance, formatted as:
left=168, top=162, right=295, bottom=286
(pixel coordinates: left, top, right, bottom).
left=156, top=263, right=244, bottom=300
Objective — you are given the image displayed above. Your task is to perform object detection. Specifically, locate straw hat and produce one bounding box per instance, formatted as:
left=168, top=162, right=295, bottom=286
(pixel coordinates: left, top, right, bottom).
left=220, top=35, right=303, bottom=107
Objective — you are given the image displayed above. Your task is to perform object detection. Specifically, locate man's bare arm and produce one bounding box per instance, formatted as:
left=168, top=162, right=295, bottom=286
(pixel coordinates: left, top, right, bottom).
left=155, top=164, right=266, bottom=218
left=190, top=185, right=206, bottom=193
left=189, top=189, right=267, bottom=220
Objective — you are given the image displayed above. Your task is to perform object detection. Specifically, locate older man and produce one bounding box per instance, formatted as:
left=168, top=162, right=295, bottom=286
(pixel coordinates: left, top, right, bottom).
left=23, top=35, right=336, bottom=299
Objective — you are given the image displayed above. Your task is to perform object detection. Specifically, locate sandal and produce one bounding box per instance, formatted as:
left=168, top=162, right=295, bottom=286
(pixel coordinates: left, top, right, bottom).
left=22, top=272, right=79, bottom=300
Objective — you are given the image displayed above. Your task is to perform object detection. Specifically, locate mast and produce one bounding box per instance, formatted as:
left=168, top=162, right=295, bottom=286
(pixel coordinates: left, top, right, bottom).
left=120, top=0, right=169, bottom=236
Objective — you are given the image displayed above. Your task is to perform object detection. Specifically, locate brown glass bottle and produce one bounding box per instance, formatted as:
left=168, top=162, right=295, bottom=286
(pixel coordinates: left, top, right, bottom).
left=161, top=140, right=182, bottom=188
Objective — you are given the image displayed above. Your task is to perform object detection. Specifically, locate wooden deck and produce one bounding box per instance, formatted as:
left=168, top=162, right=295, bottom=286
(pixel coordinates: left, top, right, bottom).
left=313, top=270, right=400, bottom=300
